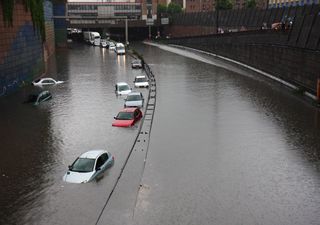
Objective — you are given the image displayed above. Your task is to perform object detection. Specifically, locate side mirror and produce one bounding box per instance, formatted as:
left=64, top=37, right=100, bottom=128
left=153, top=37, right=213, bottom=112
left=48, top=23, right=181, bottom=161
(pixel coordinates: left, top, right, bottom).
left=114, top=116, right=117, bottom=119
left=96, top=167, right=101, bottom=171
left=68, top=165, right=72, bottom=170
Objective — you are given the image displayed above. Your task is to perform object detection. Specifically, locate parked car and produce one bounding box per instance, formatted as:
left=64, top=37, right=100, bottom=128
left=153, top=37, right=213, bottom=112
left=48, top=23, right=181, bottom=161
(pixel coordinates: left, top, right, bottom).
left=26, top=90, right=52, bottom=106
left=112, top=107, right=143, bottom=127
left=100, top=39, right=107, bottom=48
left=63, top=150, right=114, bottom=184
left=32, top=77, right=64, bottom=86
left=124, top=92, right=144, bottom=108
left=131, top=59, right=142, bottom=69
left=134, top=75, right=149, bottom=88
left=115, top=43, right=126, bottom=55
left=115, top=82, right=132, bottom=96
left=109, top=42, right=116, bottom=50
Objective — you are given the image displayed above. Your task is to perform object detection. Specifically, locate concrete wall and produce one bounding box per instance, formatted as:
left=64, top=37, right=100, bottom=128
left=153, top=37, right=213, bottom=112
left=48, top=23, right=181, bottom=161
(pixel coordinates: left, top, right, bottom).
left=53, top=3, right=67, bottom=48
left=165, top=5, right=320, bottom=94
left=0, top=0, right=55, bottom=97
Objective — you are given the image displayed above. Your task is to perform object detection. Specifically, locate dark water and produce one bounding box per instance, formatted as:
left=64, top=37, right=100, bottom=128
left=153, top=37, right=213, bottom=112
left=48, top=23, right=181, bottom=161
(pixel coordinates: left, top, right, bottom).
left=132, top=44, right=320, bottom=225
left=1, top=43, right=320, bottom=225
left=0, top=45, right=148, bottom=225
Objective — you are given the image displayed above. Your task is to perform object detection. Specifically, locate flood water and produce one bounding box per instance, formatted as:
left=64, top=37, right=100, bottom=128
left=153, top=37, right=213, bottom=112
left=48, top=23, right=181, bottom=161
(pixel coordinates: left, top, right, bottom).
left=1, top=42, right=320, bottom=225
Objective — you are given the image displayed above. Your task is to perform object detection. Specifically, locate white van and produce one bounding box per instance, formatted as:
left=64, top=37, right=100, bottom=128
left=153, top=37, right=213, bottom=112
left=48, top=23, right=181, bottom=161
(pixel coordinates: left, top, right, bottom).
left=115, top=43, right=125, bottom=55
left=89, top=32, right=101, bottom=46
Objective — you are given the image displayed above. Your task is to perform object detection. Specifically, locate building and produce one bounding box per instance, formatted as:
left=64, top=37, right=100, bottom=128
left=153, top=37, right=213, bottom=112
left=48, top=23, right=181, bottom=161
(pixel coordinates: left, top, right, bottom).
left=185, top=0, right=214, bottom=12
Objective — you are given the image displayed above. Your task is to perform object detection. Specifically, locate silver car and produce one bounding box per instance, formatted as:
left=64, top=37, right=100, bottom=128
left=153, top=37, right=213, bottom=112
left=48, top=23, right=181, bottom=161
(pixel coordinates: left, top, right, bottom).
left=124, top=92, right=144, bottom=108
left=63, top=150, right=114, bottom=183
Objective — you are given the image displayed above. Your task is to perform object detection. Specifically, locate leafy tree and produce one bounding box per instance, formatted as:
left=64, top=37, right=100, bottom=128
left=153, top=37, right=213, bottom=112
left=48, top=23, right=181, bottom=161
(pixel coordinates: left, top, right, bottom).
left=167, top=2, right=182, bottom=15
left=157, top=3, right=167, bottom=15
left=246, top=0, right=256, bottom=8
left=216, top=0, right=233, bottom=10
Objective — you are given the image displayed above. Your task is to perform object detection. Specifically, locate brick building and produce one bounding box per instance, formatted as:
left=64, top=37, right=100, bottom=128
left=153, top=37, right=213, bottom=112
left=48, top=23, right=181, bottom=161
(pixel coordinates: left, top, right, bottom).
left=185, top=0, right=214, bottom=12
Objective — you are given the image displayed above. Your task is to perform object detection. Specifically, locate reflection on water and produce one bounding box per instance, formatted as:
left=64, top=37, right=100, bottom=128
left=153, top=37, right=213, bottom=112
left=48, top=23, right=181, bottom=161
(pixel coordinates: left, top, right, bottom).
left=131, top=43, right=320, bottom=225
left=1, top=42, right=320, bottom=225
left=0, top=44, right=146, bottom=225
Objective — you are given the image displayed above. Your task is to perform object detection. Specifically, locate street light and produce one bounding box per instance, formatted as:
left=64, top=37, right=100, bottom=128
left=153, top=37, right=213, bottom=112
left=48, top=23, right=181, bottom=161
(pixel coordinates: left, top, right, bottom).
left=216, top=0, right=219, bottom=34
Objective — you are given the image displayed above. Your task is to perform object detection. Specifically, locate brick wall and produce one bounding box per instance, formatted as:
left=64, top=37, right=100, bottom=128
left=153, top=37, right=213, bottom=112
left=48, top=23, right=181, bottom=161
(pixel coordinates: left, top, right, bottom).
left=0, top=0, right=54, bottom=97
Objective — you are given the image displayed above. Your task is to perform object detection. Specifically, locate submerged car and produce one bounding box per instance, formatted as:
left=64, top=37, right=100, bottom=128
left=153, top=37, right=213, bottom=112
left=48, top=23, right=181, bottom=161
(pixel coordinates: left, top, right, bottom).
left=63, top=150, right=114, bottom=184
left=100, top=39, right=107, bottom=48
left=32, top=77, right=63, bottom=86
left=124, top=92, right=144, bottom=108
left=131, top=59, right=142, bottom=69
left=112, top=107, right=143, bottom=127
left=109, top=42, right=116, bottom=50
left=115, top=82, right=132, bottom=96
left=134, top=75, right=149, bottom=88
left=26, top=90, right=52, bottom=105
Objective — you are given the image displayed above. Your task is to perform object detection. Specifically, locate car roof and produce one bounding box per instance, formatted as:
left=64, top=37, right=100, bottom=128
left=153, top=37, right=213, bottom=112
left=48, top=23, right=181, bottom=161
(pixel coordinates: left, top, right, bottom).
left=135, top=75, right=146, bottom=79
left=116, top=82, right=129, bottom=86
left=127, top=92, right=141, bottom=96
left=120, top=107, right=138, bottom=113
left=79, top=150, right=107, bottom=159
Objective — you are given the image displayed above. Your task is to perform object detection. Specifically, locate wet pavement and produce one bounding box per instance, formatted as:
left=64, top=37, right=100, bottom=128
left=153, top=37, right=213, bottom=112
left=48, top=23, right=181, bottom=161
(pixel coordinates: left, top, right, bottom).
left=1, top=42, right=320, bottom=225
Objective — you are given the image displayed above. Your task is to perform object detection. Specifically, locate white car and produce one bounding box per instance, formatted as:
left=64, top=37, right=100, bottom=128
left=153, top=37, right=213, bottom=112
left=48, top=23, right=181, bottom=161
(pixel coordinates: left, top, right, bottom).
left=115, top=82, right=132, bottom=96
left=124, top=92, right=144, bottom=108
left=100, top=40, right=107, bottom=48
left=131, top=59, right=142, bottom=69
left=63, top=150, right=114, bottom=184
left=32, top=77, right=63, bottom=86
left=134, top=76, right=149, bottom=88
left=109, top=42, right=116, bottom=50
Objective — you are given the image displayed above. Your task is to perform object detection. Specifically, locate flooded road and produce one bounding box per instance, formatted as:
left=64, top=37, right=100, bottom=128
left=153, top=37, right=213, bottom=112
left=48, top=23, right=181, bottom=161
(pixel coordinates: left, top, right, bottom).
left=1, top=42, right=320, bottom=225
left=0, top=45, right=148, bottom=225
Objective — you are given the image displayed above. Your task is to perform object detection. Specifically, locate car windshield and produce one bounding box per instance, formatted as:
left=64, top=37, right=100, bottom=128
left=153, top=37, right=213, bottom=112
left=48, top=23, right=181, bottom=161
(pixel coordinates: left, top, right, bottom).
left=127, top=95, right=141, bottom=101
left=119, top=85, right=129, bottom=91
left=116, top=112, right=134, bottom=120
left=136, top=77, right=147, bottom=82
left=70, top=158, right=95, bottom=172
left=133, top=60, right=141, bottom=64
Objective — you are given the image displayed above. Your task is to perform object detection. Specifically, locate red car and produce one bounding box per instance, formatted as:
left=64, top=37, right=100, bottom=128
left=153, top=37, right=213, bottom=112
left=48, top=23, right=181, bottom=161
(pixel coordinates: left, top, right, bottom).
left=112, top=107, right=143, bottom=127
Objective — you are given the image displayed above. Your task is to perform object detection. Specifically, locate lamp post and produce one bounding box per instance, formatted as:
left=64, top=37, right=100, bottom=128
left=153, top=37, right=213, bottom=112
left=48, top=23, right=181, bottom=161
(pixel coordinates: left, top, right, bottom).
left=216, top=0, right=219, bottom=34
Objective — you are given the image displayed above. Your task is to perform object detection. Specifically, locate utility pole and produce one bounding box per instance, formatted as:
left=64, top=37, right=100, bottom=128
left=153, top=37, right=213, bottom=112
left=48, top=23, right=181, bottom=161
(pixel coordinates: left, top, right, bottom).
left=125, top=17, right=128, bottom=46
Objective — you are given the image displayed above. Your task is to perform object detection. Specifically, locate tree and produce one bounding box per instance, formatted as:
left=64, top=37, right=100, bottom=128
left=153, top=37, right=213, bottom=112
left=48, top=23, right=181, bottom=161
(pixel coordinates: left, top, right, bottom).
left=216, top=0, right=233, bottom=10
left=157, top=3, right=167, bottom=16
left=167, top=2, right=182, bottom=15
left=246, top=0, right=256, bottom=8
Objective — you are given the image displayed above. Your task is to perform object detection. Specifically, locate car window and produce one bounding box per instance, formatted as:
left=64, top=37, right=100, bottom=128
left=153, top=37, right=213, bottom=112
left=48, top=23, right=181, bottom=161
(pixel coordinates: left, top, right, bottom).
left=96, top=156, right=104, bottom=169
left=117, top=112, right=134, bottom=120
left=127, top=94, right=141, bottom=101
left=134, top=110, right=139, bottom=118
left=71, top=158, right=95, bottom=172
left=136, top=77, right=147, bottom=82
left=101, top=153, right=108, bottom=163
left=119, top=85, right=129, bottom=91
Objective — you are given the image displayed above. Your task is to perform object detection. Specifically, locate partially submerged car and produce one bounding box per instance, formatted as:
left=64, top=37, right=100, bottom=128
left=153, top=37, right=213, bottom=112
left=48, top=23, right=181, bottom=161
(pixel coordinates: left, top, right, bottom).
left=100, top=39, right=107, bottom=48
left=63, top=150, right=114, bottom=184
left=134, top=75, right=149, bottom=88
left=115, top=82, right=132, bottom=96
left=131, top=59, right=142, bottom=69
left=112, top=107, right=143, bottom=127
left=109, top=42, right=116, bottom=50
left=124, top=92, right=144, bottom=108
left=26, top=90, right=52, bottom=106
left=32, top=77, right=63, bottom=86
